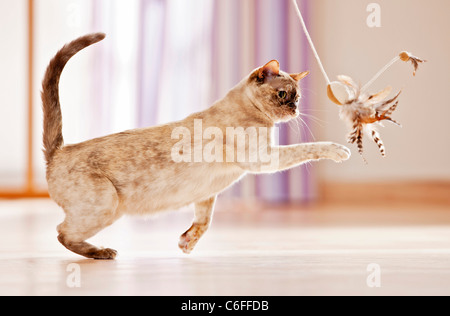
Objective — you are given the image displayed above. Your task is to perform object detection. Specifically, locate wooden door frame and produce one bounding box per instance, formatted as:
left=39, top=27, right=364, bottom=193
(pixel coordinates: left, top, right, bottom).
left=0, top=0, right=48, bottom=198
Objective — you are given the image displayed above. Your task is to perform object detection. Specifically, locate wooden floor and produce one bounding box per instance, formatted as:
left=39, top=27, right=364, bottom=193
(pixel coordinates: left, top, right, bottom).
left=0, top=198, right=450, bottom=296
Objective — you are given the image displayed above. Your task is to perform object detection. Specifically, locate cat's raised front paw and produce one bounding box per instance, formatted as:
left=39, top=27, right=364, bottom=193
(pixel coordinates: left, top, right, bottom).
left=178, top=233, right=195, bottom=254
left=326, top=143, right=351, bottom=163
left=178, top=224, right=208, bottom=254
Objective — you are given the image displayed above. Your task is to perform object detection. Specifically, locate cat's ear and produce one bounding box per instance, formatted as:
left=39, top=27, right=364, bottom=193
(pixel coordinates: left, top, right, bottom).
left=290, top=71, right=310, bottom=82
left=258, top=60, right=280, bottom=80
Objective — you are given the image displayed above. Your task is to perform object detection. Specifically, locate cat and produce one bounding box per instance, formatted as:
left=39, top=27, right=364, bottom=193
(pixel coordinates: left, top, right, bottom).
left=42, top=33, right=350, bottom=259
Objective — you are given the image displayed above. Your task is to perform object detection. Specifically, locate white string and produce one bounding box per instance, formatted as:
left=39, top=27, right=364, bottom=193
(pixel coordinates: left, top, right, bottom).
left=291, top=0, right=331, bottom=85
left=361, top=56, right=400, bottom=92
left=292, top=0, right=402, bottom=93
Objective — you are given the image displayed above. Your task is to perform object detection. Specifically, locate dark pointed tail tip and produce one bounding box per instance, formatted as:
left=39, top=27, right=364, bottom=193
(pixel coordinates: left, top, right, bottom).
left=94, top=32, right=106, bottom=41
left=91, top=32, right=106, bottom=42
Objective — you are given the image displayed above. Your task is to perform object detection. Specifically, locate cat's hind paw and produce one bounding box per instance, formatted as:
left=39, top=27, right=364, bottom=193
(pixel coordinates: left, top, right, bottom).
left=93, top=248, right=118, bottom=260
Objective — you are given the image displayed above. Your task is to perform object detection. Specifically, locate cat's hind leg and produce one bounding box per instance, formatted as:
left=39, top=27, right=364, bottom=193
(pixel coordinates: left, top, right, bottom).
left=55, top=176, right=121, bottom=259
left=57, top=231, right=118, bottom=260
left=179, top=196, right=216, bottom=254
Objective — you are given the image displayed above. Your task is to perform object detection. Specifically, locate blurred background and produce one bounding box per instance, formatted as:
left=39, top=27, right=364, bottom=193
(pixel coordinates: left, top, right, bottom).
left=1, top=0, right=450, bottom=297
left=1, top=0, right=449, bottom=205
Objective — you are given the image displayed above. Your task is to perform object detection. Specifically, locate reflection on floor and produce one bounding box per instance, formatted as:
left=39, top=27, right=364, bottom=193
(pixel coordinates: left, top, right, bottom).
left=0, top=198, right=449, bottom=296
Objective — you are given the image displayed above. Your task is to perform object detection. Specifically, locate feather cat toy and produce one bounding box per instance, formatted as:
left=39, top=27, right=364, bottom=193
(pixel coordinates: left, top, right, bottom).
left=292, top=0, right=426, bottom=161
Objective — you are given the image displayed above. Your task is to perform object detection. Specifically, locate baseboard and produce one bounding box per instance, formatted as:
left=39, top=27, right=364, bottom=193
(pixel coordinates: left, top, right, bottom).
left=320, top=181, right=450, bottom=206
left=0, top=190, right=49, bottom=199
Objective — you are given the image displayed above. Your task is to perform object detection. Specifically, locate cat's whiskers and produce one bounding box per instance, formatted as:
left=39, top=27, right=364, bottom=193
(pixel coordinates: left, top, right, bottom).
left=292, top=113, right=316, bottom=142
left=298, top=112, right=326, bottom=127
left=287, top=118, right=302, bottom=140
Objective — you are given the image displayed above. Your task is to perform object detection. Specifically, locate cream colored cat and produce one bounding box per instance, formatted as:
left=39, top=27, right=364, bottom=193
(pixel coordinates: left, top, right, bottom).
left=42, top=33, right=350, bottom=259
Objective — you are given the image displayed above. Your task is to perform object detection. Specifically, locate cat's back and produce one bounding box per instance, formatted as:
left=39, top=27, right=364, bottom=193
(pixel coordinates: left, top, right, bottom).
left=59, top=124, right=174, bottom=158
left=47, top=124, right=176, bottom=181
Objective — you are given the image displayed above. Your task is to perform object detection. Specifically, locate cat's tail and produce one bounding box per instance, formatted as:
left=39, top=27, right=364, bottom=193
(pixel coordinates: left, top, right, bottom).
left=41, top=33, right=106, bottom=165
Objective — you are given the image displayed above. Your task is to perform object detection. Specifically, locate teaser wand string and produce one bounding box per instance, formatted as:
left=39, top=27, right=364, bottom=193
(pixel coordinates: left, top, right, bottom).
left=291, top=0, right=331, bottom=85
left=291, top=0, right=420, bottom=96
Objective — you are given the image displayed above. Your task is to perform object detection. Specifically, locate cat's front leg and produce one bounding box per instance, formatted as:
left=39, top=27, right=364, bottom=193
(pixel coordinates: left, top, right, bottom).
left=241, top=142, right=351, bottom=174
left=178, top=196, right=217, bottom=254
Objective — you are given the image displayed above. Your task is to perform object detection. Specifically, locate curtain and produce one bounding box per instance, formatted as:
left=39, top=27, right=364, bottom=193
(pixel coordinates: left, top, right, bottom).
left=86, top=0, right=316, bottom=203
left=210, top=0, right=316, bottom=203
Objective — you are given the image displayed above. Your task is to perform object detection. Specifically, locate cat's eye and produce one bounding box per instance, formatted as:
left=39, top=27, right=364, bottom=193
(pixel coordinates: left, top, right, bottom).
left=278, top=91, right=287, bottom=99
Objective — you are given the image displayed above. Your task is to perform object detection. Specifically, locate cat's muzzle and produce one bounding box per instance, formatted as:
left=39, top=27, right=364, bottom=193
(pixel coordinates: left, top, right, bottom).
left=288, top=102, right=298, bottom=111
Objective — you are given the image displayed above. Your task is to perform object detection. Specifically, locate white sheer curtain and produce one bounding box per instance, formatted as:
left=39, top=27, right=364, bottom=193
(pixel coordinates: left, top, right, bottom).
left=91, top=0, right=140, bottom=137
left=91, top=0, right=214, bottom=128
left=136, top=0, right=214, bottom=127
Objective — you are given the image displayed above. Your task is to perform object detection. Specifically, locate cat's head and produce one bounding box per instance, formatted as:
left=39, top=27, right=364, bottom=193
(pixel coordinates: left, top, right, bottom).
left=246, top=60, right=309, bottom=123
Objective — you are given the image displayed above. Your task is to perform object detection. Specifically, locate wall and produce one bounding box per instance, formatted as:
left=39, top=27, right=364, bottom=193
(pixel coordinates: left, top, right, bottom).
left=309, top=0, right=450, bottom=182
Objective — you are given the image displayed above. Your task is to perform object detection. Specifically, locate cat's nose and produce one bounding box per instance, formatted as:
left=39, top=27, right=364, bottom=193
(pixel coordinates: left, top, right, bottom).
left=291, top=99, right=300, bottom=108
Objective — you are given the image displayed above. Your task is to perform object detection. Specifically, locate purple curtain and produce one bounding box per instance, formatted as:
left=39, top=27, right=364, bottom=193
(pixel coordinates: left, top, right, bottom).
left=210, top=0, right=315, bottom=203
